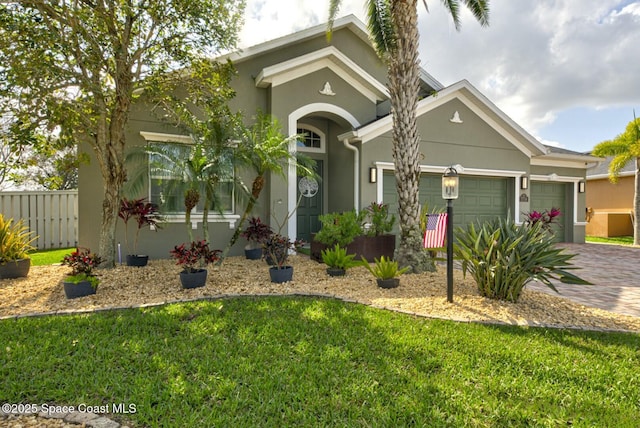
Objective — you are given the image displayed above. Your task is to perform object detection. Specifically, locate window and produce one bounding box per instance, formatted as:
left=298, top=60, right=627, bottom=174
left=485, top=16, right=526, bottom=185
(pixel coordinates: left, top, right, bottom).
left=297, top=128, right=321, bottom=149
left=296, top=125, right=325, bottom=152
left=148, top=142, right=234, bottom=215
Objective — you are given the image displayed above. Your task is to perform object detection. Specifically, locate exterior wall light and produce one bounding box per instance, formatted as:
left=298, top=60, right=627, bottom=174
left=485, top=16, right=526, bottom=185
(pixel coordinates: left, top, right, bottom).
left=369, top=167, right=377, bottom=184
left=520, top=176, right=529, bottom=190
left=578, top=181, right=585, bottom=193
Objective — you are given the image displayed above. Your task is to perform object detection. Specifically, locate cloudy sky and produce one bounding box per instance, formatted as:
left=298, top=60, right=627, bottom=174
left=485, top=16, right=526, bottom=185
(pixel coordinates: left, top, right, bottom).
left=239, top=0, right=640, bottom=153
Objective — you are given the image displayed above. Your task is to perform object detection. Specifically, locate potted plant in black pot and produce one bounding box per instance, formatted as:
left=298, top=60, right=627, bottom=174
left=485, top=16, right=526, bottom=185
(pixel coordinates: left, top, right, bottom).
left=119, top=197, right=162, bottom=266
left=61, top=248, right=103, bottom=299
left=263, top=234, right=304, bottom=283
left=240, top=217, right=273, bottom=260
left=361, top=256, right=409, bottom=289
left=0, top=214, right=37, bottom=279
left=321, top=244, right=361, bottom=277
left=170, top=240, right=221, bottom=289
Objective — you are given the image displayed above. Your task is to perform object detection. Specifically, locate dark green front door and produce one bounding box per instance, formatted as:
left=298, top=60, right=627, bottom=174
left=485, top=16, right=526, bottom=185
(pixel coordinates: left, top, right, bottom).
left=297, top=160, right=323, bottom=242
left=530, top=181, right=568, bottom=242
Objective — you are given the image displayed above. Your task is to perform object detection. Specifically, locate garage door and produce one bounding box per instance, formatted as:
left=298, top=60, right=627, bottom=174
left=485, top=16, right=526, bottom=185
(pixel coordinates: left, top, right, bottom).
left=530, top=181, right=568, bottom=242
left=383, top=172, right=509, bottom=230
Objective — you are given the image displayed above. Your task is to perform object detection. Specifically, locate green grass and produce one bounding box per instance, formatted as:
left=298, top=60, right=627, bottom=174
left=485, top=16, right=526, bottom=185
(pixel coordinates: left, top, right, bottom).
left=586, top=235, right=635, bottom=246
left=1, top=297, right=639, bottom=427
left=28, top=247, right=73, bottom=266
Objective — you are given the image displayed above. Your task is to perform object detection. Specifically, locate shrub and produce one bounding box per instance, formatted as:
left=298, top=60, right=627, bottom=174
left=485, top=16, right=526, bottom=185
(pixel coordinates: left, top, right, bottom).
left=61, top=248, right=103, bottom=277
left=453, top=216, right=590, bottom=302
left=361, top=256, right=409, bottom=280
left=524, top=207, right=561, bottom=233
left=0, top=215, right=37, bottom=262
left=119, top=197, right=162, bottom=255
left=314, top=210, right=364, bottom=247
left=240, top=217, right=273, bottom=248
left=321, top=244, right=360, bottom=270
left=170, top=240, right=221, bottom=273
left=362, top=202, right=395, bottom=237
left=263, top=234, right=305, bottom=269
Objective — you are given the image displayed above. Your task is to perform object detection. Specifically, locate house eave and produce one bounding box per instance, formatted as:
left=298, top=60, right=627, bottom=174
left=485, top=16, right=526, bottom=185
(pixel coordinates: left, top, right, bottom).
left=254, top=46, right=389, bottom=103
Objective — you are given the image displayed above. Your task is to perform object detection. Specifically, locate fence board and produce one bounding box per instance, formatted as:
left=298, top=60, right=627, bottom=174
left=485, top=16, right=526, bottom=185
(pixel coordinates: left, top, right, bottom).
left=0, top=191, right=78, bottom=250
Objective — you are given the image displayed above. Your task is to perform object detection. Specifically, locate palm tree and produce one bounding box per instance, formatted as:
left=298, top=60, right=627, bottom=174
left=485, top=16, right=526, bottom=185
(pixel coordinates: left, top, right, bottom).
left=328, top=0, right=489, bottom=273
left=592, top=114, right=640, bottom=245
left=221, top=112, right=316, bottom=261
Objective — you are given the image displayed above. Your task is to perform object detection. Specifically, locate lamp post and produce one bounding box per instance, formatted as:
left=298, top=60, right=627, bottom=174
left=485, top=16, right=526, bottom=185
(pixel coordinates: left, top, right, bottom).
left=442, top=167, right=459, bottom=303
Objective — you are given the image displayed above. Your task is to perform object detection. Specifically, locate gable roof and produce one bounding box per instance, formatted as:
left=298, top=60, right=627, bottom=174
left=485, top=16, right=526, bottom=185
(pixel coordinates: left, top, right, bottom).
left=254, top=46, right=389, bottom=103
left=225, top=14, right=444, bottom=92
left=340, top=79, right=549, bottom=158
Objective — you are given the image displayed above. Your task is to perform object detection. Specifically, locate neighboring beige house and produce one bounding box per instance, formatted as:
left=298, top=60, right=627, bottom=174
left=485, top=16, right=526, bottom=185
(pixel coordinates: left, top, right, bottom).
left=586, top=157, right=636, bottom=237
left=78, top=15, right=600, bottom=258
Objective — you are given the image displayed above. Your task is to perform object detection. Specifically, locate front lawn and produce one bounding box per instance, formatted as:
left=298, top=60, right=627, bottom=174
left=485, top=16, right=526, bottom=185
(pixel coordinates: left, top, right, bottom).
left=586, top=235, right=635, bottom=246
left=1, top=297, right=638, bottom=427
left=28, top=247, right=73, bottom=266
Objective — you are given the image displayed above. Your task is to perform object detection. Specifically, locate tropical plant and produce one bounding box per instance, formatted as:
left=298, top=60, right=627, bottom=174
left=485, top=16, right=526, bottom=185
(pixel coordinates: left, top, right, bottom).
left=314, top=210, right=365, bottom=247
left=0, top=214, right=36, bottom=262
left=524, top=207, right=561, bottom=233
left=118, top=197, right=162, bottom=255
left=263, top=234, right=305, bottom=269
left=241, top=217, right=273, bottom=249
left=362, top=202, right=396, bottom=237
left=169, top=240, right=221, bottom=274
left=361, top=255, right=409, bottom=280
left=453, top=216, right=591, bottom=303
left=0, top=1, right=245, bottom=266
left=328, top=0, right=489, bottom=273
left=61, top=248, right=103, bottom=288
left=321, top=244, right=361, bottom=270
left=222, top=112, right=316, bottom=259
left=591, top=113, right=640, bottom=245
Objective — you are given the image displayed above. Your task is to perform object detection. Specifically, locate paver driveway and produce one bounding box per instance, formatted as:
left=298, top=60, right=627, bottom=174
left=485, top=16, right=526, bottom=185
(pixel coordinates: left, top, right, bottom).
left=526, top=243, right=640, bottom=318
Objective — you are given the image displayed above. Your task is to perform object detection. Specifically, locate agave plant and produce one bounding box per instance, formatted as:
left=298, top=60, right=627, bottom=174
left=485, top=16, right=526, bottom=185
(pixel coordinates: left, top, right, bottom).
left=454, top=216, right=590, bottom=302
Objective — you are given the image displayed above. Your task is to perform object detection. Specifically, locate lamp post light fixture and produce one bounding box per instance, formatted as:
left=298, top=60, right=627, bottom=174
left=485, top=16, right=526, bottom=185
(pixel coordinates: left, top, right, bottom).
left=442, top=166, right=459, bottom=303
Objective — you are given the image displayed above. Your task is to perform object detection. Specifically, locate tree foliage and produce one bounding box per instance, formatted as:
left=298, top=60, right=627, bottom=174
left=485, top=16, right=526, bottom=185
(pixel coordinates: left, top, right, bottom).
left=328, top=0, right=489, bottom=272
left=592, top=114, right=640, bottom=245
left=0, top=0, right=245, bottom=265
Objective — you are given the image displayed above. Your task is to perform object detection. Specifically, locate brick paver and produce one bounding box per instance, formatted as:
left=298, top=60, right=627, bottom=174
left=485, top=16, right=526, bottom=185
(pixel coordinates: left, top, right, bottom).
left=526, top=243, right=640, bottom=317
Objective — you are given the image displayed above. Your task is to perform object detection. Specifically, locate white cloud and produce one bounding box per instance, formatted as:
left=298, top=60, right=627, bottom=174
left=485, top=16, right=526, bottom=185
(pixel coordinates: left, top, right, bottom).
left=238, top=0, right=640, bottom=150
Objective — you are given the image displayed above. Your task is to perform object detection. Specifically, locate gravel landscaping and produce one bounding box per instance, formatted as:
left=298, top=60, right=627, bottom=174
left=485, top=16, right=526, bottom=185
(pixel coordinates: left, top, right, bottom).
left=1, top=255, right=639, bottom=333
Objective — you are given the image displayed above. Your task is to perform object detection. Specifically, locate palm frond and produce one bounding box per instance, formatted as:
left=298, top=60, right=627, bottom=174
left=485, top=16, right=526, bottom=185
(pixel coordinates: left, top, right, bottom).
left=367, top=0, right=395, bottom=58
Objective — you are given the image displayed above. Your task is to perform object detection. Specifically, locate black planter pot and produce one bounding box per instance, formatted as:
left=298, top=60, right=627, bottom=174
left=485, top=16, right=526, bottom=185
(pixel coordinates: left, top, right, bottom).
left=180, top=269, right=207, bottom=289
left=126, top=255, right=149, bottom=267
left=326, top=267, right=346, bottom=277
left=0, top=258, right=31, bottom=279
left=63, top=280, right=97, bottom=299
left=376, top=278, right=400, bottom=289
left=269, top=266, right=293, bottom=283
left=244, top=248, right=263, bottom=260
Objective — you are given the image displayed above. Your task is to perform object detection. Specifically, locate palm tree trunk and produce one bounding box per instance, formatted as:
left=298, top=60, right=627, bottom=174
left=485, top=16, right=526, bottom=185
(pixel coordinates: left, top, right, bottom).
left=388, top=0, right=434, bottom=273
left=220, top=174, right=266, bottom=263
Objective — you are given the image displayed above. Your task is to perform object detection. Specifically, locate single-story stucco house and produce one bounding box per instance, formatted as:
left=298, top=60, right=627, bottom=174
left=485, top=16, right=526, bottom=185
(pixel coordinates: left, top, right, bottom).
left=586, top=156, right=636, bottom=237
left=78, top=15, right=599, bottom=259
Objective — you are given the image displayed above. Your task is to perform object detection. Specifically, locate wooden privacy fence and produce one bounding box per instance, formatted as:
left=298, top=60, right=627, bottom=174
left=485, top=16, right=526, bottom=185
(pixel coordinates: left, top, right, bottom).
left=0, top=191, right=78, bottom=250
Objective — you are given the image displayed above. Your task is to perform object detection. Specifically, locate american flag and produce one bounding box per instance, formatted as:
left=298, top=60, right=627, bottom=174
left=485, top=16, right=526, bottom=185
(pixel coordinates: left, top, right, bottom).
left=423, top=213, right=447, bottom=248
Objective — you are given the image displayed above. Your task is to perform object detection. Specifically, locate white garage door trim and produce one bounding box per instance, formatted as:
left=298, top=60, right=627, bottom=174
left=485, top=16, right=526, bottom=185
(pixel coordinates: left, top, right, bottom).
left=374, top=162, right=524, bottom=223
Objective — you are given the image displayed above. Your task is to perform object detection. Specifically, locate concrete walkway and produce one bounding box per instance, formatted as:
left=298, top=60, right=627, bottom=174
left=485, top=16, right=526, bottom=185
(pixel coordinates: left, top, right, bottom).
left=526, top=243, right=640, bottom=318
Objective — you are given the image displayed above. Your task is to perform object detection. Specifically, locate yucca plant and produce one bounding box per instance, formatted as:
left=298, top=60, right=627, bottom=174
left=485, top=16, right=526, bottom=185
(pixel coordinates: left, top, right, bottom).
left=454, top=216, right=590, bottom=302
